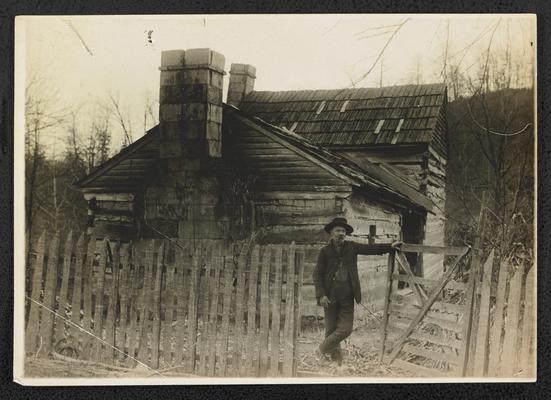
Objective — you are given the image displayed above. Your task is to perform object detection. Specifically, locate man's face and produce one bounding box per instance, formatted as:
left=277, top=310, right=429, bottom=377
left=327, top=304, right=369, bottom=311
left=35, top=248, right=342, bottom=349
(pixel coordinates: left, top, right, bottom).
left=330, top=226, right=347, bottom=243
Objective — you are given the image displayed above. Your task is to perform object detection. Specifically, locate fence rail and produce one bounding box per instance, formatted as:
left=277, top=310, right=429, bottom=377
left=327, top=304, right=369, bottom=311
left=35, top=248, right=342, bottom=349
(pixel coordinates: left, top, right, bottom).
left=25, top=231, right=304, bottom=377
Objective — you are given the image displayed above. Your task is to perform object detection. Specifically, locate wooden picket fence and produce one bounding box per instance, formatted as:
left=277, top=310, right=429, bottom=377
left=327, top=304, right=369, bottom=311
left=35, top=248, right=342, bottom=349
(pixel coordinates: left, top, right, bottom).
left=25, top=231, right=304, bottom=377
left=465, top=250, right=535, bottom=378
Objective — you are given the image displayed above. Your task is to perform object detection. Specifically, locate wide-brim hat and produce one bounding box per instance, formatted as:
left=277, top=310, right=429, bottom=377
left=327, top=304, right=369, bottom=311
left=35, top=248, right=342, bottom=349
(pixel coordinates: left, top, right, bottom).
left=324, top=217, right=354, bottom=235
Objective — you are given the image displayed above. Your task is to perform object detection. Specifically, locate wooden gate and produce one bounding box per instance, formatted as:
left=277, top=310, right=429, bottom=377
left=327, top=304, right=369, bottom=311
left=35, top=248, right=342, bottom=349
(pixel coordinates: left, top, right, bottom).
left=25, top=231, right=304, bottom=377
left=379, top=244, right=471, bottom=377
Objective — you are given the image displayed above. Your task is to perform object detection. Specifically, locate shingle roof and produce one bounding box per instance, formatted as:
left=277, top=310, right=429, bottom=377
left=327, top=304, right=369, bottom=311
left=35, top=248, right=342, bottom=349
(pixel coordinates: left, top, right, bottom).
left=228, top=106, right=434, bottom=212
left=239, top=83, right=446, bottom=146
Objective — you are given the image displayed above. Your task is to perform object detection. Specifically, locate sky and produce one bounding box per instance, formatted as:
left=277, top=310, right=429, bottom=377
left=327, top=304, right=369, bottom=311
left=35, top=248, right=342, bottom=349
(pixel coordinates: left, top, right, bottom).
left=17, top=14, right=536, bottom=154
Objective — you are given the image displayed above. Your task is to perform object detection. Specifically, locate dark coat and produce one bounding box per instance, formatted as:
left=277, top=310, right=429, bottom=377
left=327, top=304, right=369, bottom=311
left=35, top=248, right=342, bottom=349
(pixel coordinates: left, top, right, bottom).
left=313, top=240, right=393, bottom=304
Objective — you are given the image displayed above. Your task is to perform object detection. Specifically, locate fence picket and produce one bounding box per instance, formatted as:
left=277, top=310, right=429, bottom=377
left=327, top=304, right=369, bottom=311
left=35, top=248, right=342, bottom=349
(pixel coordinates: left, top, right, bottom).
left=91, top=238, right=108, bottom=361
left=487, top=258, right=509, bottom=376
left=162, top=253, right=176, bottom=367
left=55, top=231, right=73, bottom=346
left=173, top=243, right=190, bottom=367
left=292, top=250, right=304, bottom=377
left=500, top=266, right=523, bottom=377
left=473, top=249, right=494, bottom=376
left=81, top=238, right=96, bottom=358
left=125, top=242, right=141, bottom=363
left=232, top=245, right=248, bottom=375
left=69, top=234, right=85, bottom=348
left=137, top=240, right=155, bottom=364
left=245, top=245, right=260, bottom=377
left=520, top=266, right=535, bottom=377
left=38, top=233, right=60, bottom=356
left=26, top=231, right=46, bottom=354
left=282, top=243, right=296, bottom=376
left=103, top=241, right=120, bottom=364
left=257, top=246, right=271, bottom=376
left=197, top=252, right=212, bottom=376
left=218, top=256, right=234, bottom=377
left=117, top=243, right=130, bottom=362
left=187, top=251, right=200, bottom=373
left=151, top=242, right=165, bottom=369
left=269, top=246, right=283, bottom=376
left=207, top=245, right=223, bottom=376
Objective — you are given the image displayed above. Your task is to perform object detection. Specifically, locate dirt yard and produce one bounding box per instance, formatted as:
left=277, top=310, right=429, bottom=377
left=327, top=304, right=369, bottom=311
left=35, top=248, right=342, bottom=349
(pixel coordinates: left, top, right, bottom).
left=296, top=314, right=414, bottom=377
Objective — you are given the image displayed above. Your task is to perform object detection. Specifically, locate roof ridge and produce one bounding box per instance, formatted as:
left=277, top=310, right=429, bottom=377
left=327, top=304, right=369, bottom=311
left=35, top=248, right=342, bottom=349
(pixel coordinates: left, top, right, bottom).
left=247, top=82, right=446, bottom=95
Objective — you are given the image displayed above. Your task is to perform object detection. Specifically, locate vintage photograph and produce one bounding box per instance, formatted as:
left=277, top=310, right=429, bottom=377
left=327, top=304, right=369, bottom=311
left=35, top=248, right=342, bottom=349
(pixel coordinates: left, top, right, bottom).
left=14, top=14, right=536, bottom=383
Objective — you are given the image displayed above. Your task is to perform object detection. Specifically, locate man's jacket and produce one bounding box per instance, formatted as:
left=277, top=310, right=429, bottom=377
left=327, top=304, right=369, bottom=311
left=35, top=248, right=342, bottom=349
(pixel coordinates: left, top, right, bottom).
left=313, top=240, right=393, bottom=304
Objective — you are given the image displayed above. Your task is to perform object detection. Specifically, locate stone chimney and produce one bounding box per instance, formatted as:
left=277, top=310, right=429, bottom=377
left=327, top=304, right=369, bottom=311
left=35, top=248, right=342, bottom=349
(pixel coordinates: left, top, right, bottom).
left=159, top=48, right=225, bottom=171
left=227, top=63, right=256, bottom=106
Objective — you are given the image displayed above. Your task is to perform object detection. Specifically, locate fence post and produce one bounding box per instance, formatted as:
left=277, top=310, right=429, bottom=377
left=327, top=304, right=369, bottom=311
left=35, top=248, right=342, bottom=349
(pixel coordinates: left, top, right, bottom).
left=379, top=250, right=395, bottom=363
left=487, top=257, right=509, bottom=375
left=472, top=249, right=494, bottom=376
left=460, top=191, right=489, bottom=376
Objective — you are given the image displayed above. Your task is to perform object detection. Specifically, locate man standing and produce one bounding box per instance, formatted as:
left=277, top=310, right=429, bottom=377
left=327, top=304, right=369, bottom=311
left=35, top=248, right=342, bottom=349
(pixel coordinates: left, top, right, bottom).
left=313, top=217, right=402, bottom=364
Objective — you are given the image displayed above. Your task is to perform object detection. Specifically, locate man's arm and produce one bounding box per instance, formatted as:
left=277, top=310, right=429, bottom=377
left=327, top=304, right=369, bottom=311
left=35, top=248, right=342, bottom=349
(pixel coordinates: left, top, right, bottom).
left=353, top=241, right=394, bottom=255
left=313, top=249, right=326, bottom=301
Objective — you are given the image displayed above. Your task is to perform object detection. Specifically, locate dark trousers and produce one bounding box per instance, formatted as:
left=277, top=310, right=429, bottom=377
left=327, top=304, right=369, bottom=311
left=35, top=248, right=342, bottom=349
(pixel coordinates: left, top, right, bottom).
left=320, top=281, right=354, bottom=357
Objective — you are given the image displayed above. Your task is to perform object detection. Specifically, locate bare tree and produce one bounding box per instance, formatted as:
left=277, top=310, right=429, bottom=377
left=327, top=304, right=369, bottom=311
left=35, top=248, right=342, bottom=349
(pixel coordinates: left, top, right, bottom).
left=106, top=92, right=134, bottom=147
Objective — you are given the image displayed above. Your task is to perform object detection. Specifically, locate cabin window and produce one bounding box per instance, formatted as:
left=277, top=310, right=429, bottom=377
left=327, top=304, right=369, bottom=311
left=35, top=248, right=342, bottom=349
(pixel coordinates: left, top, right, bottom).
left=374, top=119, right=385, bottom=134
left=316, top=101, right=326, bottom=115
left=340, top=100, right=350, bottom=113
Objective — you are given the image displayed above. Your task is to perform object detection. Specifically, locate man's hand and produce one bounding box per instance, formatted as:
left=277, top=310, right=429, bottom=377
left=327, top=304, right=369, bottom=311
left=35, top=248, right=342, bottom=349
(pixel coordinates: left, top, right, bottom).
left=391, top=241, right=403, bottom=250
left=319, top=295, right=331, bottom=308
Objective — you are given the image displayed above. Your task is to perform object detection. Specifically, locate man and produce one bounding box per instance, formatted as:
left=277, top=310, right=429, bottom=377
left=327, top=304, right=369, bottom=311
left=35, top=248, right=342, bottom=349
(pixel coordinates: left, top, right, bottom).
left=313, top=217, right=402, bottom=365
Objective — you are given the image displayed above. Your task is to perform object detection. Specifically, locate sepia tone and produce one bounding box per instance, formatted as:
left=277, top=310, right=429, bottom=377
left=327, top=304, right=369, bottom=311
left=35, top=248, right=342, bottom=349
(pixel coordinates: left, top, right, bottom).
left=15, top=14, right=535, bottom=382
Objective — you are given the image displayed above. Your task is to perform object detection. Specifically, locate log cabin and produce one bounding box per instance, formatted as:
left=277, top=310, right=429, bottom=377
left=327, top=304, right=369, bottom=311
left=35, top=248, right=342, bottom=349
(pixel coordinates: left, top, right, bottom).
left=75, top=48, right=448, bottom=314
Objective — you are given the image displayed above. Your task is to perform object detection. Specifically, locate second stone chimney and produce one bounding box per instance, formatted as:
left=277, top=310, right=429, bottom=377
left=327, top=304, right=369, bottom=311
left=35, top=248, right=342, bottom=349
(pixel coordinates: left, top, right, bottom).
left=227, top=63, right=256, bottom=106
left=159, top=48, right=225, bottom=172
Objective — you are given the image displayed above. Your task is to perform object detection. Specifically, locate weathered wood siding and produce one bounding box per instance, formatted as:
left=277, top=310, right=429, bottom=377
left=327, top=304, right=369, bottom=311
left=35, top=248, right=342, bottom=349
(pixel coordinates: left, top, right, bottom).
left=423, top=103, right=447, bottom=279
left=342, top=194, right=401, bottom=312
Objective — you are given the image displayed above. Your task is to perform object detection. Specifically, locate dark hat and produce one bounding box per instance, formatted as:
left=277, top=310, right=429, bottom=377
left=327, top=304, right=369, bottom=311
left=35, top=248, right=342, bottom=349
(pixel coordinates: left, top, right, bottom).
left=324, top=217, right=354, bottom=235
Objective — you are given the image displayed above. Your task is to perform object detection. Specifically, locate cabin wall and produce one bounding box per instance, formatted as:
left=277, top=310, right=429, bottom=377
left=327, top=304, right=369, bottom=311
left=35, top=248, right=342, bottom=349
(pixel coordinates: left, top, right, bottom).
left=258, top=190, right=401, bottom=317
left=423, top=104, right=448, bottom=279
left=342, top=193, right=401, bottom=313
